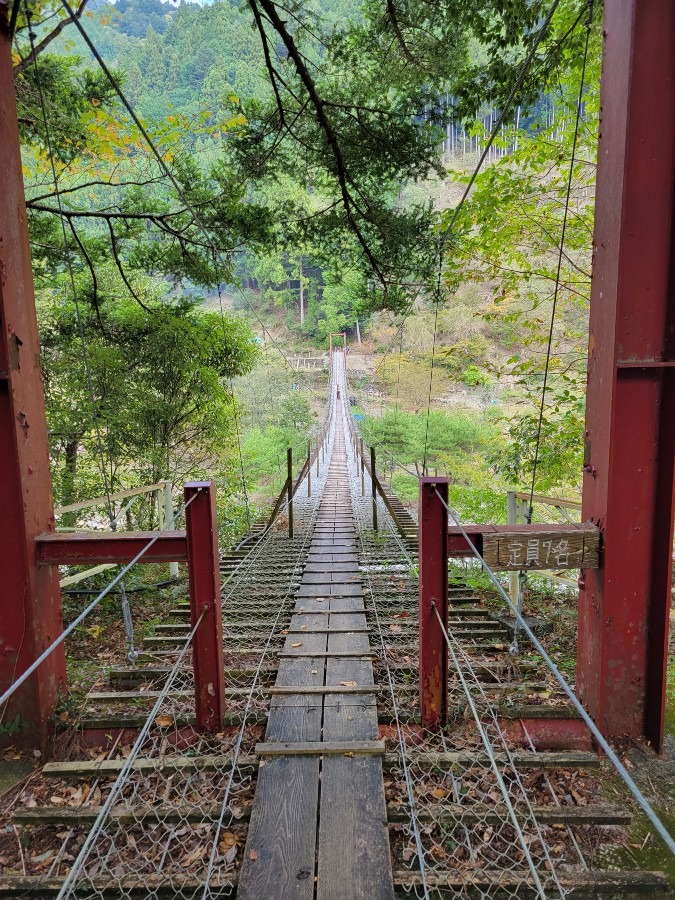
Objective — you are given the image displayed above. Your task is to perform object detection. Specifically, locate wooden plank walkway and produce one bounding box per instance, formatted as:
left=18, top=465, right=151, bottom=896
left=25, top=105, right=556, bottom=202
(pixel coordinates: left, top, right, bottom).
left=238, top=400, right=394, bottom=900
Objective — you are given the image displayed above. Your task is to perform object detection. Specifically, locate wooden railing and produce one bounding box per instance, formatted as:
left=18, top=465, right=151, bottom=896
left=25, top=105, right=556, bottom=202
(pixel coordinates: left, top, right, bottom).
left=265, top=389, right=335, bottom=537
left=506, top=490, right=582, bottom=598
left=54, top=480, right=178, bottom=587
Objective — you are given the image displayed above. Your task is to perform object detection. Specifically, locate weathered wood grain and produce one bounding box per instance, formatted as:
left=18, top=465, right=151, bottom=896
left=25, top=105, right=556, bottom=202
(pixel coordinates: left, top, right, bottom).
left=237, top=757, right=319, bottom=900
left=482, top=526, right=600, bottom=571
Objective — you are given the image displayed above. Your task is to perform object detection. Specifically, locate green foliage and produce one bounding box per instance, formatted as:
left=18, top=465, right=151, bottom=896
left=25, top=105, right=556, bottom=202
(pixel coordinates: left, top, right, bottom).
left=39, top=275, right=258, bottom=517
left=442, top=9, right=602, bottom=494
left=360, top=408, right=501, bottom=484
left=490, top=384, right=585, bottom=493
left=314, top=271, right=366, bottom=342
left=463, top=365, right=490, bottom=387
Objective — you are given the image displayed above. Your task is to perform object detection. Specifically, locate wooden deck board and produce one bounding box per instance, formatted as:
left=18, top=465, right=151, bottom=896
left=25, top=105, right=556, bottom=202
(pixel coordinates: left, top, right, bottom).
left=236, top=757, right=319, bottom=900
left=238, top=396, right=393, bottom=899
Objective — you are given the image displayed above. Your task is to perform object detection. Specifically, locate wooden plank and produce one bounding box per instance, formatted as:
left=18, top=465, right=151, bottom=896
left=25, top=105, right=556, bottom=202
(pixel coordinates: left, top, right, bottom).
left=399, top=750, right=600, bottom=769
left=513, top=490, right=582, bottom=511
left=236, top=757, right=319, bottom=900
left=278, top=651, right=376, bottom=659
left=392, top=871, right=671, bottom=894
left=287, top=627, right=370, bottom=634
left=255, top=741, right=386, bottom=756
left=54, top=480, right=167, bottom=515
left=386, top=803, right=632, bottom=826
left=13, top=802, right=253, bottom=825
left=0, top=870, right=668, bottom=897
left=317, top=757, right=394, bottom=900
left=42, top=754, right=256, bottom=778
left=317, top=604, right=394, bottom=899
left=269, top=685, right=376, bottom=695
left=482, top=526, right=600, bottom=571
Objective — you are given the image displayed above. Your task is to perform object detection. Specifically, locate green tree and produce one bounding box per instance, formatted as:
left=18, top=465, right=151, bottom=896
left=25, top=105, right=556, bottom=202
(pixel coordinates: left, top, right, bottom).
left=39, top=272, right=258, bottom=516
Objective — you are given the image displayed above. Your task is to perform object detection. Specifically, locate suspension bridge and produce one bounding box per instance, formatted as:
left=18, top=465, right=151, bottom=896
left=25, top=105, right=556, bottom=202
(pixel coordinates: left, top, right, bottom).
left=0, top=0, right=674, bottom=896
left=0, top=351, right=670, bottom=898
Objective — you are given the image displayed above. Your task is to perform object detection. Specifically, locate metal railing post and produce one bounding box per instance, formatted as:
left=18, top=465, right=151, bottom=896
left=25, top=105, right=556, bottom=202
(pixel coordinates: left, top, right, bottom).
left=360, top=438, right=365, bottom=496
left=164, top=480, right=179, bottom=578
left=506, top=490, right=520, bottom=607
left=371, top=446, right=378, bottom=532
left=287, top=448, right=294, bottom=538
left=419, top=477, right=449, bottom=728
left=185, top=482, right=225, bottom=733
left=307, top=441, right=312, bottom=497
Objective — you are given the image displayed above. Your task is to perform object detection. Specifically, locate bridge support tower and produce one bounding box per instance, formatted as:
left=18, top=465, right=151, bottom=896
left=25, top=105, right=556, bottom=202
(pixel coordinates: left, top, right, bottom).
left=578, top=0, right=675, bottom=752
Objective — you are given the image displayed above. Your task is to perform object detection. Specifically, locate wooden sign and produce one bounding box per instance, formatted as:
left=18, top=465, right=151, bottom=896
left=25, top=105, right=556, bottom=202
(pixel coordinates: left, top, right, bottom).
left=481, top=527, right=600, bottom=571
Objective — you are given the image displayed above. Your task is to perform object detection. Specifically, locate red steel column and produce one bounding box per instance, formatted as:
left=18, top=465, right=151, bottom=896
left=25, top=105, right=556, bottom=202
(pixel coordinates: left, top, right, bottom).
left=578, top=0, right=675, bottom=751
left=418, top=477, right=448, bottom=728
left=0, top=5, right=65, bottom=748
left=185, top=482, right=225, bottom=732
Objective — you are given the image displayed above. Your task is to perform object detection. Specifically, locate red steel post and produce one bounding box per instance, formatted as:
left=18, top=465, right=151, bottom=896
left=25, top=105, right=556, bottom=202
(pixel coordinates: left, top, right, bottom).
left=418, top=477, right=449, bottom=728
left=578, top=0, right=675, bottom=751
left=185, top=482, right=225, bottom=733
left=0, top=6, right=66, bottom=748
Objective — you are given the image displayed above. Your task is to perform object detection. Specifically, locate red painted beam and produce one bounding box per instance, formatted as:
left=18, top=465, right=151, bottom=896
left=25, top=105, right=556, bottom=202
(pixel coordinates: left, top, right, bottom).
left=578, top=0, right=675, bottom=752
left=447, top=525, right=487, bottom=556
left=36, top=531, right=187, bottom=565
left=418, top=477, right=448, bottom=728
left=0, top=7, right=65, bottom=750
left=185, top=482, right=225, bottom=733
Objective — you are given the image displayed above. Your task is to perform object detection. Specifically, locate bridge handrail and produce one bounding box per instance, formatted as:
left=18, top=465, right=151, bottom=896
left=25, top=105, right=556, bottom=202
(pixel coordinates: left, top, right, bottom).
left=264, top=380, right=335, bottom=534
left=342, top=363, right=416, bottom=540
left=55, top=480, right=178, bottom=586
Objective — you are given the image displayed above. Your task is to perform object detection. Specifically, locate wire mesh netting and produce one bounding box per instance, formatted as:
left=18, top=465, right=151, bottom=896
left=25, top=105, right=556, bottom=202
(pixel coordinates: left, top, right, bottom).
left=343, top=402, right=628, bottom=900
left=0, top=435, right=333, bottom=897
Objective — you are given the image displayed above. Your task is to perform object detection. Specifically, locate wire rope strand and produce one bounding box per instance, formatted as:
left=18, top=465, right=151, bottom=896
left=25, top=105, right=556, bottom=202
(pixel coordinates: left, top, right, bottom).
left=526, top=0, right=595, bottom=522
left=432, top=486, right=675, bottom=857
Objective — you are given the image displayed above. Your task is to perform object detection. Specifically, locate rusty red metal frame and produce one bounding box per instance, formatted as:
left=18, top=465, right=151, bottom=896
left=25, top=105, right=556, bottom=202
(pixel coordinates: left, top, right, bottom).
left=0, top=6, right=65, bottom=749
left=578, top=0, right=675, bottom=753
left=418, top=477, right=448, bottom=728
left=184, top=483, right=226, bottom=733
left=37, top=532, right=188, bottom=565
left=36, top=482, right=225, bottom=734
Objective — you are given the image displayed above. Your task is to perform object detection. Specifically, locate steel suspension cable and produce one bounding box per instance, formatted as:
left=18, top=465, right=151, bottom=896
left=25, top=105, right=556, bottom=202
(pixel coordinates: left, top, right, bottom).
left=526, top=0, right=594, bottom=522
left=431, top=486, right=675, bottom=856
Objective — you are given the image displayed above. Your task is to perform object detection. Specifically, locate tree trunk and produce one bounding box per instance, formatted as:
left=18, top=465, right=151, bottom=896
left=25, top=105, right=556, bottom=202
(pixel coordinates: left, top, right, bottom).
left=355, top=318, right=362, bottom=344
left=59, top=437, right=81, bottom=528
